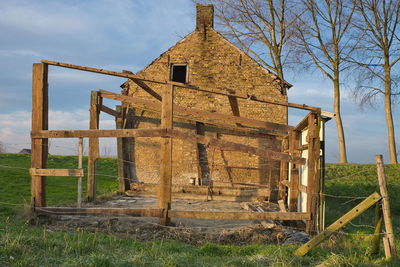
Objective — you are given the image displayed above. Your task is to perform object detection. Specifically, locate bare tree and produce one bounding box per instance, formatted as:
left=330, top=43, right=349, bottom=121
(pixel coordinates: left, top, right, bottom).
left=294, top=0, right=357, bottom=163
left=350, top=0, right=400, bottom=164
left=202, top=0, right=297, bottom=86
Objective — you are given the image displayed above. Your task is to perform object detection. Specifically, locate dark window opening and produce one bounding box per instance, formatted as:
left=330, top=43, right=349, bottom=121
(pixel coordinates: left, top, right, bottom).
left=171, top=64, right=187, bottom=83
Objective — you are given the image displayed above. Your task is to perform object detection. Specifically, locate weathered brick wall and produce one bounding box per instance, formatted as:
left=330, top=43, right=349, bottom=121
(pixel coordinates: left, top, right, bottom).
left=123, top=26, right=288, bottom=189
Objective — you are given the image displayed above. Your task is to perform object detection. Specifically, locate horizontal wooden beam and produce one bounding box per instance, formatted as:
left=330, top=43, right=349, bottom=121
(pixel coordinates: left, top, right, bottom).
left=170, top=129, right=306, bottom=164
left=41, top=60, right=320, bottom=111
left=31, top=128, right=168, bottom=138
left=169, top=210, right=310, bottom=220
left=35, top=207, right=163, bottom=217
left=29, top=168, right=84, bottom=176
left=99, top=90, right=293, bottom=133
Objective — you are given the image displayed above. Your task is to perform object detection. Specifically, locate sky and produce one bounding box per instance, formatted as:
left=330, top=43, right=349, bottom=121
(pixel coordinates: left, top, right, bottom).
left=0, top=0, right=398, bottom=163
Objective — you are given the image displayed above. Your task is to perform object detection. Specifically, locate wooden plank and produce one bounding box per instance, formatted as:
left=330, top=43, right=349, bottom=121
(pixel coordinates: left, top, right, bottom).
left=98, top=90, right=293, bottom=132
left=168, top=210, right=310, bottom=220
left=294, top=192, right=381, bottom=256
left=87, top=91, right=100, bottom=201
left=41, top=60, right=320, bottom=111
left=99, top=104, right=120, bottom=117
left=170, top=129, right=306, bottom=164
left=158, top=85, right=174, bottom=225
left=375, top=154, right=397, bottom=259
left=35, top=207, right=163, bottom=217
left=32, top=128, right=168, bottom=138
left=31, top=63, right=48, bottom=207
left=29, top=168, right=84, bottom=177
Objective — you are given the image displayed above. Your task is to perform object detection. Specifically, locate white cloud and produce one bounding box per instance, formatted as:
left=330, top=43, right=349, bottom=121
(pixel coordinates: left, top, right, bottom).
left=0, top=109, right=117, bottom=156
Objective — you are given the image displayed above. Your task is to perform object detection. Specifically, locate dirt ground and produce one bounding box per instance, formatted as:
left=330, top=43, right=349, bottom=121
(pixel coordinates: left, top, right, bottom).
left=36, top=195, right=309, bottom=246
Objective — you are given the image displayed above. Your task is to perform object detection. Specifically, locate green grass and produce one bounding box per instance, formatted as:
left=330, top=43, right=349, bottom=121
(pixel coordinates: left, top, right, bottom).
left=0, top=153, right=399, bottom=266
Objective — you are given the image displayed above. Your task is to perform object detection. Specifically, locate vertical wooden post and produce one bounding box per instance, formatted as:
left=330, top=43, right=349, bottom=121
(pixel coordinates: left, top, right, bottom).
left=375, top=154, right=397, bottom=259
left=87, top=91, right=100, bottom=201
left=31, top=63, right=48, bottom=207
left=77, top=137, right=83, bottom=207
left=289, top=130, right=300, bottom=211
left=278, top=136, right=289, bottom=200
left=116, top=105, right=133, bottom=192
left=306, top=112, right=321, bottom=234
left=158, top=85, right=174, bottom=225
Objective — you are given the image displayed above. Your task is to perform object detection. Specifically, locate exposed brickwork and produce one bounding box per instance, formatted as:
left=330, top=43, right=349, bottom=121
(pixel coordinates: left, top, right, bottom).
left=121, top=5, right=289, bottom=191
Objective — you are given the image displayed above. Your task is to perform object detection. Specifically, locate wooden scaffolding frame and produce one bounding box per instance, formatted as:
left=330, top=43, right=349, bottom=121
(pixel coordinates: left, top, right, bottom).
left=30, top=60, right=330, bottom=234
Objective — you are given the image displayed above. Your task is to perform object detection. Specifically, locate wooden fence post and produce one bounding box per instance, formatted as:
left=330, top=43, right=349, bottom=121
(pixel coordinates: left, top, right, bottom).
left=87, top=91, right=100, bottom=201
left=375, top=154, right=397, bottom=259
left=158, top=85, right=174, bottom=225
left=31, top=63, right=48, bottom=207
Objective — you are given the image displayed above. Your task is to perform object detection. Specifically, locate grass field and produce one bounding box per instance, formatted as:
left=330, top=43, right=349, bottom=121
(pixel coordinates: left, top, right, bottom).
left=0, top=153, right=399, bottom=266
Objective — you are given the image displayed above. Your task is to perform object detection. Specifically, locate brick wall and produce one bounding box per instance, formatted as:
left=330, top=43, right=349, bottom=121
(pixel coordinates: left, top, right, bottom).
left=122, top=18, right=288, bottom=190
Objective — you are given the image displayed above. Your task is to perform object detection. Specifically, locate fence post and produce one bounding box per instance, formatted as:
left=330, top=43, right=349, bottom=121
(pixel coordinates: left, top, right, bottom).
left=375, top=154, right=397, bottom=259
left=158, top=84, right=174, bottom=225
left=31, top=63, right=48, bottom=207
left=87, top=91, right=100, bottom=201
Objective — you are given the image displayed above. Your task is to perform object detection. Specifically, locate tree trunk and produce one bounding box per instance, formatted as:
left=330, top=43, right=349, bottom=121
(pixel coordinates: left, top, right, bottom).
left=384, top=65, right=398, bottom=164
left=333, top=72, right=348, bottom=163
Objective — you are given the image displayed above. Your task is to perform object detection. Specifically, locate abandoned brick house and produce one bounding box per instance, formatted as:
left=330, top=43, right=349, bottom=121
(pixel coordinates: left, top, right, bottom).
left=119, top=4, right=292, bottom=190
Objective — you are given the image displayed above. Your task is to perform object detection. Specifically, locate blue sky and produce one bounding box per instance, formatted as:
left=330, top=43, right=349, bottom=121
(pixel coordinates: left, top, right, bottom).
left=0, top=0, right=398, bottom=163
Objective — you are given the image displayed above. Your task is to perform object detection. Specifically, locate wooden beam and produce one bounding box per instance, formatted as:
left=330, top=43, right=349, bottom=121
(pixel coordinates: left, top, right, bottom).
left=99, top=104, right=120, bottom=117
left=77, top=137, right=83, bottom=208
left=306, top=112, right=321, bottom=234
left=279, top=136, right=289, bottom=200
left=31, top=63, right=48, bottom=207
left=295, top=192, right=381, bottom=256
left=98, top=90, right=293, bottom=132
left=35, top=207, right=163, bottom=217
left=116, top=105, right=131, bottom=193
left=158, top=85, right=174, bottom=225
left=88, top=91, right=100, bottom=202
left=375, top=155, right=397, bottom=259
left=130, top=79, right=162, bottom=101
left=100, top=90, right=284, bottom=137
left=289, top=131, right=301, bottom=212
left=41, top=60, right=320, bottom=111
left=29, top=168, right=84, bottom=177
left=170, top=129, right=306, bottom=164
left=168, top=210, right=310, bottom=220
left=31, top=128, right=168, bottom=138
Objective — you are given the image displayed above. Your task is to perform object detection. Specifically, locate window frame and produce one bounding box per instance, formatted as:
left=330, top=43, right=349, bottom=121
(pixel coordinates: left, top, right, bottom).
left=170, top=63, right=188, bottom=84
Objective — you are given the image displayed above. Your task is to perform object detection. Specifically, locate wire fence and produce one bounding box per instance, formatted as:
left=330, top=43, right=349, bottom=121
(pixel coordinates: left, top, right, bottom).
left=1, top=141, right=395, bottom=242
